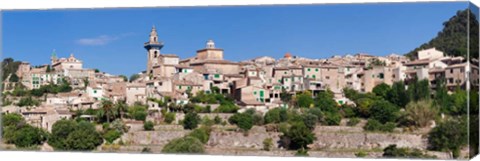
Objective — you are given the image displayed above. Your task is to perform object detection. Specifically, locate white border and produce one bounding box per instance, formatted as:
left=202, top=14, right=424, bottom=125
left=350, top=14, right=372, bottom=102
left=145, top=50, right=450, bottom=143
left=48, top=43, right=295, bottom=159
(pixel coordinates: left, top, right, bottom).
left=0, top=0, right=469, bottom=10
left=1, top=0, right=480, bottom=161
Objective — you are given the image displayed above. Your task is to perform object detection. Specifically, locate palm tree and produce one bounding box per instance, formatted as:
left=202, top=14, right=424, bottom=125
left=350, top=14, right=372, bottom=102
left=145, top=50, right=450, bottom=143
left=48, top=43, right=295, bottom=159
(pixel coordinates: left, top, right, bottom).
left=115, top=100, right=128, bottom=119
left=98, top=100, right=117, bottom=123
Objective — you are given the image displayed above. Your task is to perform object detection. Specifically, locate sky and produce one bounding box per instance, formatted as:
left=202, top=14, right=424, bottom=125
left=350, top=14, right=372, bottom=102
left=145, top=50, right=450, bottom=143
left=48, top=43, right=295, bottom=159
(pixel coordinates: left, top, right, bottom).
left=1, top=2, right=469, bottom=76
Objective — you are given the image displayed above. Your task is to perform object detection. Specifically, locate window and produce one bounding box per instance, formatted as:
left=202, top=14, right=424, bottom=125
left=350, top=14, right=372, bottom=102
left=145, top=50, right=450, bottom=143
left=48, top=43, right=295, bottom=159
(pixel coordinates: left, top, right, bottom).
left=214, top=74, right=220, bottom=78
left=312, top=75, right=316, bottom=79
left=460, top=69, right=464, bottom=73
left=284, top=71, right=287, bottom=74
left=315, top=68, right=319, bottom=72
left=179, top=85, right=182, bottom=89
left=254, top=91, right=257, bottom=95
left=154, top=51, right=158, bottom=58
left=307, top=68, right=311, bottom=71
left=450, top=69, right=453, bottom=73
left=326, top=76, right=330, bottom=79
left=379, top=73, right=384, bottom=79
left=94, top=90, right=97, bottom=94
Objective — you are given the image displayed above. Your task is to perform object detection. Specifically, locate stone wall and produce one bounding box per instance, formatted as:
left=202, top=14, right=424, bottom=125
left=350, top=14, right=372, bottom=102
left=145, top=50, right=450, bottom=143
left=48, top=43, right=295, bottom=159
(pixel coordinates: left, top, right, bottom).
left=120, top=128, right=189, bottom=146
left=207, top=126, right=280, bottom=150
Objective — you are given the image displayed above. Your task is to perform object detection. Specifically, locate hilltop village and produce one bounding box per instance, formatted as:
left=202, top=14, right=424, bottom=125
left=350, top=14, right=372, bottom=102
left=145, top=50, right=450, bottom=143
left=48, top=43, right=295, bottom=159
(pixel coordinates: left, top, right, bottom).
left=1, top=26, right=477, bottom=159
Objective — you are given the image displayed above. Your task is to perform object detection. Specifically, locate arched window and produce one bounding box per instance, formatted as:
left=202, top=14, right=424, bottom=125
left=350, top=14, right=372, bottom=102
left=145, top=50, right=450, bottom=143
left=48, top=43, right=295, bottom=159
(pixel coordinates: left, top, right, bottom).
left=154, top=37, right=157, bottom=42
left=154, top=51, right=158, bottom=58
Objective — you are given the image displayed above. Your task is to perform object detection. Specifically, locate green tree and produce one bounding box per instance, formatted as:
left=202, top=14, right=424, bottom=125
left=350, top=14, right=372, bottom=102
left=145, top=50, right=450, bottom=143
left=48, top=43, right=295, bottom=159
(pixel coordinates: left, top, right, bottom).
left=406, top=9, right=477, bottom=60
left=280, top=88, right=293, bottom=106
left=129, top=74, right=140, bottom=82
left=383, top=144, right=435, bottom=158
left=407, top=79, right=430, bottom=102
left=49, top=120, right=103, bottom=151
left=302, top=113, right=318, bottom=130
left=162, top=136, right=205, bottom=153
left=433, top=78, right=452, bottom=113
left=9, top=73, right=19, bottom=82
left=428, top=117, right=468, bottom=157
left=281, top=122, right=316, bottom=150
left=128, top=105, right=148, bottom=121
left=10, top=125, right=48, bottom=148
left=17, top=96, right=40, bottom=107
left=183, top=112, right=200, bottom=130
left=314, top=90, right=338, bottom=113
left=98, top=100, right=117, bottom=123
left=387, top=81, right=410, bottom=108
left=164, top=112, right=176, bottom=124
left=228, top=112, right=254, bottom=131
left=372, top=83, right=391, bottom=100
left=296, top=91, right=313, bottom=108
left=450, top=88, right=467, bottom=115
left=103, top=129, right=122, bottom=143
left=119, top=75, right=128, bottom=82
left=2, top=113, right=25, bottom=127
left=188, top=127, right=211, bottom=144
left=369, top=100, right=398, bottom=124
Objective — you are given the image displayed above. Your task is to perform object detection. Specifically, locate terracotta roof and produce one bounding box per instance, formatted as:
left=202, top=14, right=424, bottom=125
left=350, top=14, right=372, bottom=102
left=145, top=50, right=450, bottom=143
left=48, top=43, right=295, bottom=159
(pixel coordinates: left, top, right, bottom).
left=190, top=59, right=238, bottom=65
left=404, top=59, right=431, bottom=66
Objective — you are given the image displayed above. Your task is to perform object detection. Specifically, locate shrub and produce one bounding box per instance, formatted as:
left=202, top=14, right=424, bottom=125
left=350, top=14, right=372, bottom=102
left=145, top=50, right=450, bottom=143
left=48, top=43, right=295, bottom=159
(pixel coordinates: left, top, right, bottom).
left=143, top=121, right=154, bottom=131
left=201, top=117, right=214, bottom=127
left=405, top=100, right=438, bottom=127
left=213, top=115, right=222, bottom=124
left=10, top=125, right=48, bottom=148
left=162, top=136, right=204, bottom=153
left=229, top=113, right=253, bottom=131
left=128, top=105, right=148, bottom=121
left=214, top=104, right=239, bottom=113
left=295, top=148, right=309, bottom=156
left=164, top=112, right=176, bottom=124
left=17, top=96, right=40, bottom=107
left=264, top=108, right=288, bottom=124
left=252, top=113, right=264, bottom=126
left=369, top=100, right=399, bottom=124
left=428, top=117, right=467, bottom=156
left=263, top=138, right=274, bottom=151
left=307, top=108, right=323, bottom=122
left=355, top=151, right=368, bottom=157
left=141, top=147, right=151, bottom=153
left=323, top=112, right=341, bottom=126
left=281, top=122, right=316, bottom=150
left=103, top=130, right=122, bottom=143
left=2, top=113, right=25, bottom=127
left=296, top=91, right=314, bottom=108
left=188, top=127, right=211, bottom=144
left=347, top=118, right=360, bottom=126
left=364, top=119, right=396, bottom=132
left=341, top=105, right=357, bottom=118
left=383, top=144, right=435, bottom=158
left=49, top=120, right=103, bottom=151
left=183, top=112, right=200, bottom=130
left=302, top=113, right=318, bottom=130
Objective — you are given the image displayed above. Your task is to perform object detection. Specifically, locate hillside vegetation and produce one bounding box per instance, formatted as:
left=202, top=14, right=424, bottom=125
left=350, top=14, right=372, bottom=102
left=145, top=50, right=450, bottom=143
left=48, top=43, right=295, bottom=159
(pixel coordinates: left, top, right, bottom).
left=406, top=9, right=479, bottom=60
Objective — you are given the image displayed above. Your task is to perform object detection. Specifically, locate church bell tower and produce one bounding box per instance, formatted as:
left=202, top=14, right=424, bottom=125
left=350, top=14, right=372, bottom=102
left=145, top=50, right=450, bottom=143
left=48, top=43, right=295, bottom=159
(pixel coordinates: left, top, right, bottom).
left=144, top=26, right=164, bottom=75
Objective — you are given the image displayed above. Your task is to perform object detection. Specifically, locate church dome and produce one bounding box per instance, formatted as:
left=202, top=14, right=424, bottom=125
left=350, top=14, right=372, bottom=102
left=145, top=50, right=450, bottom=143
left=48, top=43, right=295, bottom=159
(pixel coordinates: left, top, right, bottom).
left=284, top=52, right=292, bottom=58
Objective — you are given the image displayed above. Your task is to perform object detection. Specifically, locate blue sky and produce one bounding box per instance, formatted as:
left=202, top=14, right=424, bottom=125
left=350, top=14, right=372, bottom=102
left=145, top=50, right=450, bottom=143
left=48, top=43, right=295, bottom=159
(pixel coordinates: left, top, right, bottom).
left=1, top=2, right=469, bottom=76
